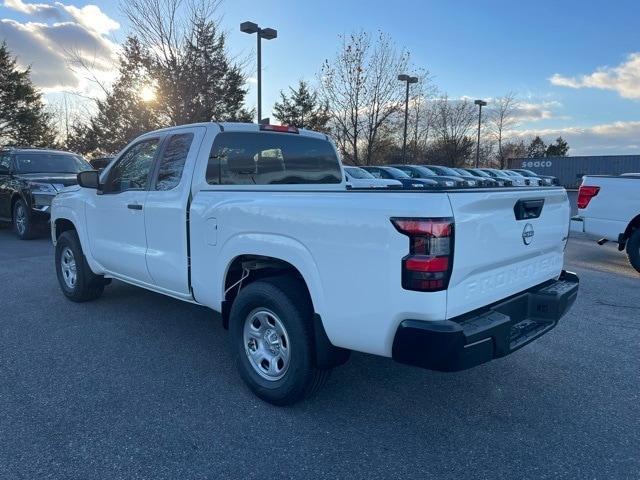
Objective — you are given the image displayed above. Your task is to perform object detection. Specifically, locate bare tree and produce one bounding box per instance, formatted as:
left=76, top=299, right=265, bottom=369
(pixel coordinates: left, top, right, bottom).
left=46, top=93, right=93, bottom=146
left=500, top=139, right=527, bottom=162
left=488, top=92, right=519, bottom=168
left=361, top=32, right=409, bottom=165
left=430, top=96, right=477, bottom=167
left=320, top=31, right=411, bottom=165
left=319, top=31, right=369, bottom=165
left=406, top=73, right=436, bottom=163
left=121, top=0, right=209, bottom=70
left=65, top=47, right=113, bottom=99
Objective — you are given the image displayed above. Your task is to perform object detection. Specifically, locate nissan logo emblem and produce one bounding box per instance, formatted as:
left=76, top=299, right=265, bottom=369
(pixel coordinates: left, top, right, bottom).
left=522, top=223, right=534, bottom=245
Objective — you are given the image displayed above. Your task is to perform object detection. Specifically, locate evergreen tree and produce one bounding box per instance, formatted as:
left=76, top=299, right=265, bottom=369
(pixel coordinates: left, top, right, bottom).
left=526, top=136, right=547, bottom=158
left=546, top=136, right=569, bottom=157
left=273, top=80, right=330, bottom=131
left=159, top=19, right=252, bottom=125
left=0, top=42, right=57, bottom=147
left=67, top=37, right=162, bottom=155
left=68, top=18, right=253, bottom=155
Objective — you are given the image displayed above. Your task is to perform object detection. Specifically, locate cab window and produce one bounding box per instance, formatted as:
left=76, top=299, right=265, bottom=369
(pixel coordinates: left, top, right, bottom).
left=155, top=133, right=194, bottom=191
left=206, top=132, right=342, bottom=185
left=103, top=139, right=159, bottom=193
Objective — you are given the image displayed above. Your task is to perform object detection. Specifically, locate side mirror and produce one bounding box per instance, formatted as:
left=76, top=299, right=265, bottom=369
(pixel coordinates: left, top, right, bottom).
left=77, top=170, right=100, bottom=189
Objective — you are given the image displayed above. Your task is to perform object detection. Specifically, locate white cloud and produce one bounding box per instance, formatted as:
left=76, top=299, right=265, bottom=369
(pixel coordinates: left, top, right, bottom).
left=0, top=0, right=119, bottom=96
left=62, top=4, right=120, bottom=35
left=550, top=53, right=640, bottom=100
left=454, top=96, right=562, bottom=122
left=4, top=0, right=63, bottom=19
left=510, top=120, right=640, bottom=155
left=4, top=0, right=120, bottom=34
left=511, top=101, right=562, bottom=122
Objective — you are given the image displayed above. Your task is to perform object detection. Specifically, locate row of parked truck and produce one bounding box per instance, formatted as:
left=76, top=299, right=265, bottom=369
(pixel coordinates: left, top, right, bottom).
left=344, top=164, right=559, bottom=190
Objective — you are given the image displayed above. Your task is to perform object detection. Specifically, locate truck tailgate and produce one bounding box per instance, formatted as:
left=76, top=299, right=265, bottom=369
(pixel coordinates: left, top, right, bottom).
left=446, top=188, right=569, bottom=319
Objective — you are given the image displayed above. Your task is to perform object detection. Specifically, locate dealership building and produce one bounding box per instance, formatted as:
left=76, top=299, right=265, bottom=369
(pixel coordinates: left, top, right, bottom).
left=507, top=155, right=640, bottom=188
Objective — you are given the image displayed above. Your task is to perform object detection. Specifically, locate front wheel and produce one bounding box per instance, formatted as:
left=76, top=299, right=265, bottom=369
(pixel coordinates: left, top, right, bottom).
left=55, top=230, right=105, bottom=302
left=13, top=199, right=36, bottom=240
left=626, top=229, right=640, bottom=274
left=229, top=276, right=330, bottom=406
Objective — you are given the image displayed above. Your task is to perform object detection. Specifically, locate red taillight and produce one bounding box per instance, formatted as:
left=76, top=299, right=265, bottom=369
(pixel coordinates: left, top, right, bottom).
left=260, top=124, right=299, bottom=134
left=577, top=185, right=600, bottom=209
left=391, top=217, right=454, bottom=292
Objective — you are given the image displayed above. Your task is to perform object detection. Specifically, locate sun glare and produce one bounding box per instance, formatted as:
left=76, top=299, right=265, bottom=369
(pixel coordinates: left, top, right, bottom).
left=140, top=85, right=156, bottom=102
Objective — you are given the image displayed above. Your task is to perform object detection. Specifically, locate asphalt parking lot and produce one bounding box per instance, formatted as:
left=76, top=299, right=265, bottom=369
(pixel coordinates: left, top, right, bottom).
left=0, top=222, right=638, bottom=479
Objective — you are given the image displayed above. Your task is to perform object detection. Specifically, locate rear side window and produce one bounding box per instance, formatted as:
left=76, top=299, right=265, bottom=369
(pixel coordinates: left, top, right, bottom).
left=156, top=133, right=194, bottom=191
left=206, top=132, right=342, bottom=185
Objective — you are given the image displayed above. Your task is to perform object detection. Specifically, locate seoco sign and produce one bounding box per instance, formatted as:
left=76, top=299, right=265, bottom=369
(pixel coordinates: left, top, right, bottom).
left=521, top=160, right=553, bottom=168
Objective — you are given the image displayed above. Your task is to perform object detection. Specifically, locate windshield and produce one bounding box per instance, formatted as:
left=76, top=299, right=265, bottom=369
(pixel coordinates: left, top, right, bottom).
left=427, top=165, right=459, bottom=176
left=385, top=167, right=410, bottom=179
left=516, top=169, right=537, bottom=177
left=483, top=169, right=509, bottom=178
left=414, top=166, right=436, bottom=176
left=345, top=167, right=374, bottom=179
left=505, top=170, right=524, bottom=177
left=15, top=152, right=92, bottom=174
left=469, top=169, right=490, bottom=178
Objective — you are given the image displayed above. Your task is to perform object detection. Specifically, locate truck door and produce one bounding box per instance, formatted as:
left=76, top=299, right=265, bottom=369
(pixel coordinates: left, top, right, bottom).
left=144, top=126, right=205, bottom=296
left=85, top=137, right=161, bottom=283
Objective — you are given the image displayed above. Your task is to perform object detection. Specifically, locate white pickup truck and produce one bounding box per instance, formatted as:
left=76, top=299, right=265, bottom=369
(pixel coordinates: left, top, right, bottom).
left=51, top=122, right=578, bottom=405
left=572, top=175, right=640, bottom=272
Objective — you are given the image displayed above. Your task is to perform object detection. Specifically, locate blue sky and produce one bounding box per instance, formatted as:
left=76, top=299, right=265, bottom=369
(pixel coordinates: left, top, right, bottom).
left=2, top=0, right=640, bottom=154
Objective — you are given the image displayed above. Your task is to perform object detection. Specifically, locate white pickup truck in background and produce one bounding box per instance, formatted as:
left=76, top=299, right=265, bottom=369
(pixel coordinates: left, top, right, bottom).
left=572, top=175, right=640, bottom=272
left=51, top=122, right=578, bottom=405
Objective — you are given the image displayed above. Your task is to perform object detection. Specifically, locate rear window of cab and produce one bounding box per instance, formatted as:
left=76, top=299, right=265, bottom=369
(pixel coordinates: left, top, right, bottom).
left=206, top=132, right=342, bottom=185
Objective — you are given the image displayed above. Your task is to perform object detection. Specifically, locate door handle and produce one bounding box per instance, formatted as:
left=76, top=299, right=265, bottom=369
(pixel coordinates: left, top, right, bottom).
left=514, top=198, right=544, bottom=220
left=127, top=203, right=143, bottom=210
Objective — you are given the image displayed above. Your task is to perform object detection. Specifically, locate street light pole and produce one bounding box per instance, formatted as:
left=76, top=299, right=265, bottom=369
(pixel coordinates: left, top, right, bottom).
left=241, top=21, right=277, bottom=124
left=257, top=32, right=262, bottom=123
left=398, top=74, right=418, bottom=164
left=474, top=99, right=487, bottom=168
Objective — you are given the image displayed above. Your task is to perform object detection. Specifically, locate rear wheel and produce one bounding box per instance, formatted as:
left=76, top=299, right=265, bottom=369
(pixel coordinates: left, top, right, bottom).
left=625, top=229, right=640, bottom=273
left=13, top=199, right=36, bottom=240
left=229, top=276, right=330, bottom=406
left=55, top=230, right=105, bottom=302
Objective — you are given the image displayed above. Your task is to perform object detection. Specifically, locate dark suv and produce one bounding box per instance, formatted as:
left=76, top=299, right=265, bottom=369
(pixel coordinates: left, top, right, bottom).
left=0, top=148, right=92, bottom=239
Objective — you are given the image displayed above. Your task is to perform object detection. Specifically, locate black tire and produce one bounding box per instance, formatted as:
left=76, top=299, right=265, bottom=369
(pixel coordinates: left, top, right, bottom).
left=13, top=199, right=37, bottom=240
left=55, top=230, right=105, bottom=302
left=229, top=275, right=330, bottom=406
left=626, top=228, right=640, bottom=274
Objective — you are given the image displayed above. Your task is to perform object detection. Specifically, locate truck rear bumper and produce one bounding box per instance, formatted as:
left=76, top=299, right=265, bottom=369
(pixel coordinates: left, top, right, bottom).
left=392, top=270, right=579, bottom=372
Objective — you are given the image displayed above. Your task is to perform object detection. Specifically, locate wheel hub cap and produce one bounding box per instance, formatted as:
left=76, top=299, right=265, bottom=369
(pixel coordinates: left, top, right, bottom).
left=243, top=308, right=290, bottom=381
left=61, top=247, right=77, bottom=289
